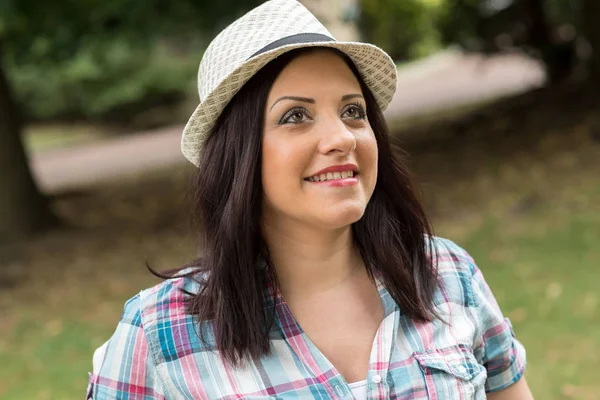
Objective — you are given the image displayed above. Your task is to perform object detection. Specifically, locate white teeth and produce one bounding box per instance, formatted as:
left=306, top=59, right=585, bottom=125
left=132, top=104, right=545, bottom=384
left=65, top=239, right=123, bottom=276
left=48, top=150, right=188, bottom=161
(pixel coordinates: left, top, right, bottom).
left=307, top=170, right=357, bottom=182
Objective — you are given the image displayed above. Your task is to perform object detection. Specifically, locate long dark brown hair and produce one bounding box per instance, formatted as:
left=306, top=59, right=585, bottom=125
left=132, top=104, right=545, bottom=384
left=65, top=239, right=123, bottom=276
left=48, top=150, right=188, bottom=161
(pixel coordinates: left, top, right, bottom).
left=152, top=48, right=438, bottom=366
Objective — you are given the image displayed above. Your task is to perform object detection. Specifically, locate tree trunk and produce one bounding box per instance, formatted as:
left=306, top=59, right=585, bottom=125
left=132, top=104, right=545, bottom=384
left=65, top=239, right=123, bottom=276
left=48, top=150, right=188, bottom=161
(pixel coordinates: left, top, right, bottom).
left=523, top=0, right=575, bottom=85
left=523, top=0, right=552, bottom=49
left=0, top=49, right=58, bottom=243
left=582, top=0, right=600, bottom=83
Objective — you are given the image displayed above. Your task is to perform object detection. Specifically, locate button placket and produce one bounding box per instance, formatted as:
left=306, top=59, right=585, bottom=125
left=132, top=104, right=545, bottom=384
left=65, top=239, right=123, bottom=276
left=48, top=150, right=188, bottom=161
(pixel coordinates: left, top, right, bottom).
left=330, top=377, right=354, bottom=399
left=364, top=285, right=398, bottom=399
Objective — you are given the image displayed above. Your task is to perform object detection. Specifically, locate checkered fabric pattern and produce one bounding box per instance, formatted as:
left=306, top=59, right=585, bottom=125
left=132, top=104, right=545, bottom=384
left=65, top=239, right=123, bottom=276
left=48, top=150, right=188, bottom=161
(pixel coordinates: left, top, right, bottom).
left=180, top=0, right=398, bottom=166
left=87, top=236, right=526, bottom=399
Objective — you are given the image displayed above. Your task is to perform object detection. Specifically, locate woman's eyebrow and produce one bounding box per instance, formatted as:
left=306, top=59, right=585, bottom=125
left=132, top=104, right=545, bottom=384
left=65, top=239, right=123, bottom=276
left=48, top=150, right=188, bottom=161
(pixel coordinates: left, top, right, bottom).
left=269, top=96, right=315, bottom=111
left=341, top=94, right=363, bottom=101
left=269, top=93, right=364, bottom=111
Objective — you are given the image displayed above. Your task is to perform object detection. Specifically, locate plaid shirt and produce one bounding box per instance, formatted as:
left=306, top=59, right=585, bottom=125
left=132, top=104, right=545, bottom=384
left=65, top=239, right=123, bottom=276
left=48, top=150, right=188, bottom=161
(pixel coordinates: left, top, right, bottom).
left=87, top=237, right=526, bottom=399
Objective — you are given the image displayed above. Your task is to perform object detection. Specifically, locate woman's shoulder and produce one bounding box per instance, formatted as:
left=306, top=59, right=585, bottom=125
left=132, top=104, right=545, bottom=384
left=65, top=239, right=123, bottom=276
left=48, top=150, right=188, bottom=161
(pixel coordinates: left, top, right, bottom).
left=119, top=267, right=215, bottom=362
left=426, top=235, right=481, bottom=307
left=121, top=267, right=206, bottom=329
left=427, top=235, right=477, bottom=276
left=425, top=236, right=528, bottom=390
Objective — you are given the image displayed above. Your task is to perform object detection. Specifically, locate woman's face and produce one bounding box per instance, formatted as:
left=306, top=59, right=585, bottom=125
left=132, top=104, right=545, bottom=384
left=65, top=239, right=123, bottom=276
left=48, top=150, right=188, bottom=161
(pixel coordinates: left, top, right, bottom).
left=261, top=50, right=378, bottom=230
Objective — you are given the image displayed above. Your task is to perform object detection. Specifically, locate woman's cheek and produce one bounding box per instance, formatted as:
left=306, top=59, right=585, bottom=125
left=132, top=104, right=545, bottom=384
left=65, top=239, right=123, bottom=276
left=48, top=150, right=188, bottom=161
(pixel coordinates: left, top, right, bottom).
left=360, top=134, right=379, bottom=190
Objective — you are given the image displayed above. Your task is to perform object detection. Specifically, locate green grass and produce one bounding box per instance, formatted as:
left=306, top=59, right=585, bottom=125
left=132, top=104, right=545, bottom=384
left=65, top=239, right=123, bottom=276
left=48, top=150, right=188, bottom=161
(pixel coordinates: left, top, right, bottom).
left=23, top=124, right=105, bottom=153
left=0, top=318, right=111, bottom=399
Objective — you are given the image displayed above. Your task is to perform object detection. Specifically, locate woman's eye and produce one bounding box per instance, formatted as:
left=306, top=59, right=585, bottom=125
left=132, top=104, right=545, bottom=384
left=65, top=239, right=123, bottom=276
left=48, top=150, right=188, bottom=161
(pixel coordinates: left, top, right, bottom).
left=343, top=105, right=366, bottom=120
left=280, top=108, right=309, bottom=124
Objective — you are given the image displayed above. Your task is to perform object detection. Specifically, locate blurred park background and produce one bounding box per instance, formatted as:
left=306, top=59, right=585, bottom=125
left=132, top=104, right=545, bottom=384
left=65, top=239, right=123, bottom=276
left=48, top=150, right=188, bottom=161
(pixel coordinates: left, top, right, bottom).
left=0, top=0, right=599, bottom=398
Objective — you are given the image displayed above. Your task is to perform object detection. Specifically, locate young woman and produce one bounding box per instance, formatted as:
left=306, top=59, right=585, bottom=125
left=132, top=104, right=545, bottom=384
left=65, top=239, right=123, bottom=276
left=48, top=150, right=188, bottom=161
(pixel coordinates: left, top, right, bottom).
left=87, top=1, right=533, bottom=399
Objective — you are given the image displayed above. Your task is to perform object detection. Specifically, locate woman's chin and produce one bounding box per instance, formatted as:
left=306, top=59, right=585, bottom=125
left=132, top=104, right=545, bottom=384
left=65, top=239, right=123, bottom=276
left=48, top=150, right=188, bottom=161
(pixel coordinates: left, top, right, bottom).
left=313, top=206, right=366, bottom=229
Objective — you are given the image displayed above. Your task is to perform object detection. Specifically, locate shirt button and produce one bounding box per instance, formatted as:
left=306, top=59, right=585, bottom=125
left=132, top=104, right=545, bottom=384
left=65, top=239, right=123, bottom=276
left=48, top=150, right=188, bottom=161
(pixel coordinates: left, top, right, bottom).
left=457, top=366, right=467, bottom=374
left=371, top=374, right=382, bottom=384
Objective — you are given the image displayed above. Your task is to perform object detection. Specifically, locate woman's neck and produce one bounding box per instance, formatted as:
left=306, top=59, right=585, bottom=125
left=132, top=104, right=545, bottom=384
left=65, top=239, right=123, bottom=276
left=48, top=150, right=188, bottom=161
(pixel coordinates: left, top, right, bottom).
left=262, top=218, right=364, bottom=299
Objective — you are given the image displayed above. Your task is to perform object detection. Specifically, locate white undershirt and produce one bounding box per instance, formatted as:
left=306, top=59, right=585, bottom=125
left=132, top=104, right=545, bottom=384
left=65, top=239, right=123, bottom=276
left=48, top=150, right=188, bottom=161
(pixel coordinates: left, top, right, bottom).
left=349, top=379, right=367, bottom=400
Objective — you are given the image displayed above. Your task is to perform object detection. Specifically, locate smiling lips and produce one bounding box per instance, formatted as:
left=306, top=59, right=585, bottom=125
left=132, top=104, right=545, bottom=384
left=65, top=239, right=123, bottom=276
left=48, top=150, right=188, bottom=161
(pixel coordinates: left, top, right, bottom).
left=304, top=164, right=359, bottom=187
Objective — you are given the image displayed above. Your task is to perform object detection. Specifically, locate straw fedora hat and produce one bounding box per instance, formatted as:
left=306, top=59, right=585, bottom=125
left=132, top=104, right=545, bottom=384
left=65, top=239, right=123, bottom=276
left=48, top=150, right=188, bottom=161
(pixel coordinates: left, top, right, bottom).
left=181, top=0, right=398, bottom=166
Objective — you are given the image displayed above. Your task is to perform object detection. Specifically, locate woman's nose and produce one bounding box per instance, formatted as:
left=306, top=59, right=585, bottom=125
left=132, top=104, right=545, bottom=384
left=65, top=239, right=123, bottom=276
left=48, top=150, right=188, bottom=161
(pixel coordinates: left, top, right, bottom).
left=317, top=118, right=357, bottom=155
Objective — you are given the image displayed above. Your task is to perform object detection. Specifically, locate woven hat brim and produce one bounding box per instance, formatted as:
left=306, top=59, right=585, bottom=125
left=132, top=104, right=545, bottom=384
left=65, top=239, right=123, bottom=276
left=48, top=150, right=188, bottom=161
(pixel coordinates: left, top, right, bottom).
left=181, top=41, right=397, bottom=166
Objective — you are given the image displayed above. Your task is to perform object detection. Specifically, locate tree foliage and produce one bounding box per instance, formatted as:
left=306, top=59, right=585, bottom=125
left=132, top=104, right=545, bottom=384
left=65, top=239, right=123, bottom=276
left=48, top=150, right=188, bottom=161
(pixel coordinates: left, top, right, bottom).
left=437, top=0, right=584, bottom=84
left=360, top=0, right=598, bottom=85
left=0, top=0, right=261, bottom=62
left=359, top=0, right=444, bottom=61
left=0, top=0, right=262, bottom=122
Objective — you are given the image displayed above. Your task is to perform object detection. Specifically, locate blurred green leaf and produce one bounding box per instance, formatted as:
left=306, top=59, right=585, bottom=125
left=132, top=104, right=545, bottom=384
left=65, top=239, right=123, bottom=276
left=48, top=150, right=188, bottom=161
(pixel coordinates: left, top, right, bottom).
left=359, top=0, right=444, bottom=61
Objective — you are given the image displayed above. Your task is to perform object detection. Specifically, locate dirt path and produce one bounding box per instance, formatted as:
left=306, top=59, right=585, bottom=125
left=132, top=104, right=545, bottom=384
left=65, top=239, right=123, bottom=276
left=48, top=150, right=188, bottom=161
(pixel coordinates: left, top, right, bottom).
left=31, top=125, right=186, bottom=193
left=32, top=50, right=545, bottom=194
left=386, top=50, right=544, bottom=118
